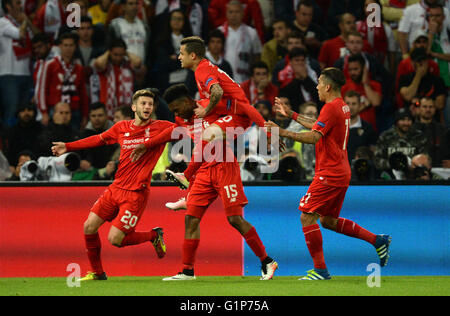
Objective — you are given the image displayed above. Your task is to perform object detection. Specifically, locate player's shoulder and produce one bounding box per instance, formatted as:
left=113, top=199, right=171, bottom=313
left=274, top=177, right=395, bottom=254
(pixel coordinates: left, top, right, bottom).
left=151, top=119, right=176, bottom=129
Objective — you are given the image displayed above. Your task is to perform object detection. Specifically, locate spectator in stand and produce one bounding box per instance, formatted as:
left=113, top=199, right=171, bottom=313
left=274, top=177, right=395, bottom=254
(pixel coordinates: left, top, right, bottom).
left=341, top=53, right=383, bottom=132
left=326, top=0, right=365, bottom=38
left=240, top=61, right=279, bottom=108
left=74, top=16, right=106, bottom=69
left=90, top=38, right=138, bottom=120
left=154, top=0, right=205, bottom=38
left=74, top=102, right=117, bottom=181
left=283, top=100, right=318, bottom=180
left=357, top=0, right=397, bottom=71
left=395, top=29, right=440, bottom=109
left=37, top=102, right=80, bottom=157
left=351, top=145, right=377, bottom=181
left=334, top=30, right=390, bottom=86
left=37, top=32, right=89, bottom=130
left=261, top=19, right=290, bottom=75
left=88, top=0, right=113, bottom=26
left=272, top=31, right=321, bottom=88
left=318, top=12, right=367, bottom=69
left=412, top=97, right=448, bottom=167
left=154, top=9, right=193, bottom=94
left=113, top=105, right=134, bottom=124
left=274, top=0, right=324, bottom=26
left=427, top=3, right=450, bottom=127
left=344, top=90, right=378, bottom=162
left=279, top=48, right=320, bottom=113
left=105, top=0, right=153, bottom=26
left=5, top=103, right=43, bottom=168
left=208, top=0, right=265, bottom=43
left=5, top=149, right=35, bottom=181
left=33, top=0, right=71, bottom=41
left=245, top=99, right=273, bottom=158
left=398, top=47, right=447, bottom=123
left=397, top=0, right=449, bottom=60
left=291, top=0, right=328, bottom=59
left=205, top=29, right=234, bottom=78
left=0, top=0, right=38, bottom=127
left=31, top=33, right=56, bottom=113
left=109, top=0, right=150, bottom=87
left=217, top=0, right=262, bottom=83
left=374, top=108, right=428, bottom=176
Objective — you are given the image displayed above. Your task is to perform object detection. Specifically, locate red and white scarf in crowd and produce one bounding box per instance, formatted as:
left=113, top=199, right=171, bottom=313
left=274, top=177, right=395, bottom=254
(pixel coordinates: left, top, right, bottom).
left=357, top=19, right=388, bottom=57
left=55, top=55, right=78, bottom=104
left=90, top=64, right=134, bottom=118
left=4, top=15, right=32, bottom=60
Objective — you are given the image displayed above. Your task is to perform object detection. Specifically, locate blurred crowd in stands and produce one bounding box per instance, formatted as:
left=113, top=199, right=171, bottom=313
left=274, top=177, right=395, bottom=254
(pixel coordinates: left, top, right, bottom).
left=0, top=0, right=449, bottom=183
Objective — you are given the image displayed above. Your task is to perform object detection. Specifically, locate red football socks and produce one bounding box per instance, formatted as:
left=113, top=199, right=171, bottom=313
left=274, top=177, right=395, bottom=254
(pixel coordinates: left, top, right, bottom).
left=336, top=218, right=377, bottom=245
left=243, top=227, right=268, bottom=262
left=84, top=233, right=104, bottom=275
left=182, top=239, right=200, bottom=270
left=302, top=224, right=327, bottom=270
left=120, top=231, right=156, bottom=247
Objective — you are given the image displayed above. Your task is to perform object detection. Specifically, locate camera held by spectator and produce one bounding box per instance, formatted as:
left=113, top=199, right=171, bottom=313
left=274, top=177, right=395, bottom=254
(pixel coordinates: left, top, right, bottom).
left=20, top=152, right=81, bottom=181
left=388, top=151, right=410, bottom=180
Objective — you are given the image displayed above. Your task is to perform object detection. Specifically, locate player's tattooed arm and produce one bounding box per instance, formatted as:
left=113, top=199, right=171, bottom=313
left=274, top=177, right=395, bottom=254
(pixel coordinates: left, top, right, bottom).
left=205, top=83, right=224, bottom=115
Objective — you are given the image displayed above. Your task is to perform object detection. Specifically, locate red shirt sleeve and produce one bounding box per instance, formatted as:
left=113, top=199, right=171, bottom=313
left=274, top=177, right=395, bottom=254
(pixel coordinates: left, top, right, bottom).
left=65, top=135, right=106, bottom=151
left=312, top=103, right=335, bottom=136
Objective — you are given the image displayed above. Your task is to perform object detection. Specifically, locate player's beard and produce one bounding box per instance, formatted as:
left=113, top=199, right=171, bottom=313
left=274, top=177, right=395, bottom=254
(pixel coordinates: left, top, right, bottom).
left=136, top=109, right=152, bottom=123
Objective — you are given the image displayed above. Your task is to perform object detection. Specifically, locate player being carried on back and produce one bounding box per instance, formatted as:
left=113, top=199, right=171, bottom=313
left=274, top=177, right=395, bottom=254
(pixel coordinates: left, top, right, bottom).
left=160, top=36, right=275, bottom=192
left=131, top=83, right=279, bottom=281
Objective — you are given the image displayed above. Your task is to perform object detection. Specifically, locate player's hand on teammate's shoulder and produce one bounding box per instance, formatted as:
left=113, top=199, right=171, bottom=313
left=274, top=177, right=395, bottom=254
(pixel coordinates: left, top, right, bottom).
left=51, top=142, right=67, bottom=157
left=130, top=144, right=147, bottom=162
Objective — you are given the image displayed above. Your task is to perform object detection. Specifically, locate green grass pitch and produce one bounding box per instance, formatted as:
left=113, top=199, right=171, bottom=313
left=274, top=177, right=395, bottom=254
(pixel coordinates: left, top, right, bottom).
left=1, top=276, right=449, bottom=296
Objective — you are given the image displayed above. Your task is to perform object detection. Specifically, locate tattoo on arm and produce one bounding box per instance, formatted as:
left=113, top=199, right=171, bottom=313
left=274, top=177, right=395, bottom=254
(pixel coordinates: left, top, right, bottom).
left=206, top=84, right=223, bottom=114
left=295, top=115, right=316, bottom=130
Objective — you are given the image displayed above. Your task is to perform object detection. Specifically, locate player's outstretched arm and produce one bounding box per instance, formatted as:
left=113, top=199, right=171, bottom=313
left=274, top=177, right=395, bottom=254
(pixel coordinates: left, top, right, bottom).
left=51, top=142, right=67, bottom=157
left=274, top=97, right=315, bottom=130
left=265, top=121, right=321, bottom=145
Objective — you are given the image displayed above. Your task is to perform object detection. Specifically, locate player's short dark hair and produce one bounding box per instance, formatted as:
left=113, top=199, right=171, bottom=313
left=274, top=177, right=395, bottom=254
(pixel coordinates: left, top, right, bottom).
left=163, top=84, right=190, bottom=105
left=321, top=67, right=346, bottom=91
left=132, top=89, right=156, bottom=105
left=180, top=36, right=206, bottom=58
left=89, top=102, right=107, bottom=114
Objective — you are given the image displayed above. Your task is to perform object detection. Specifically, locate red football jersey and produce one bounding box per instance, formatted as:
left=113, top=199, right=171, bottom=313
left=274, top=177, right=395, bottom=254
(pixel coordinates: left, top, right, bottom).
left=312, top=98, right=352, bottom=186
left=195, top=59, right=266, bottom=128
left=66, top=119, right=174, bottom=191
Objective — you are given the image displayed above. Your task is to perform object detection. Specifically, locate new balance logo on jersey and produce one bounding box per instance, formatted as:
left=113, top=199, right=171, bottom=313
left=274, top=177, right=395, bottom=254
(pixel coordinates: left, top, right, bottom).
left=124, top=133, right=130, bottom=137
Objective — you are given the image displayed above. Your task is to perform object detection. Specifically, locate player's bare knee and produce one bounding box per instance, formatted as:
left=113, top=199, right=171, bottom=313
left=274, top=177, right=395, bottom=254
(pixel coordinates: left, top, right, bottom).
left=227, top=215, right=242, bottom=228
left=83, top=219, right=98, bottom=235
left=300, top=212, right=318, bottom=226
left=320, top=217, right=338, bottom=230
